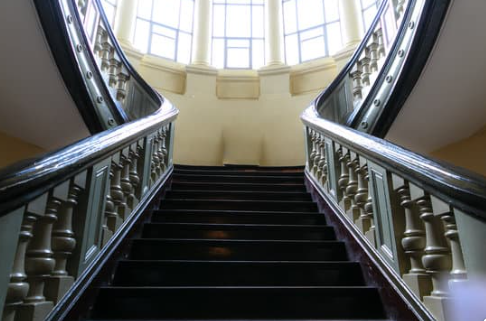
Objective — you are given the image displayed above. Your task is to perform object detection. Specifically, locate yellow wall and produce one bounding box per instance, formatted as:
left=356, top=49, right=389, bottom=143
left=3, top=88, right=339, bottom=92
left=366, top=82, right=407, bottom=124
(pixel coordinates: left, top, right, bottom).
left=431, top=126, right=486, bottom=177
left=123, top=46, right=353, bottom=166
left=0, top=131, right=45, bottom=168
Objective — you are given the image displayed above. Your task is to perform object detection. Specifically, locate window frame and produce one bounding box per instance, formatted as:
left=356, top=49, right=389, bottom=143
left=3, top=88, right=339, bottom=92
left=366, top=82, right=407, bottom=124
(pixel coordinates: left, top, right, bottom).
left=211, top=0, right=265, bottom=70
left=133, top=0, right=195, bottom=64
left=100, top=0, right=118, bottom=27
left=282, top=0, right=342, bottom=65
left=360, top=0, right=380, bottom=32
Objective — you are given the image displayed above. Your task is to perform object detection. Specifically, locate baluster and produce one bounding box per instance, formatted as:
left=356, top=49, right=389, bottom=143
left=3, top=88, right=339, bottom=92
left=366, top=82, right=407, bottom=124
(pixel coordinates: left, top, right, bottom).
left=94, top=28, right=104, bottom=58
left=415, top=194, right=452, bottom=320
left=46, top=183, right=81, bottom=304
left=2, top=213, right=34, bottom=321
left=337, top=147, right=350, bottom=212
left=108, top=54, right=119, bottom=87
left=309, top=130, right=318, bottom=175
left=101, top=34, right=111, bottom=71
left=159, top=128, right=168, bottom=174
left=116, top=69, right=130, bottom=102
left=396, top=0, right=406, bottom=19
left=120, top=151, right=133, bottom=214
left=19, top=197, right=60, bottom=321
left=345, top=153, right=359, bottom=222
left=105, top=158, right=124, bottom=239
left=444, top=211, right=467, bottom=284
left=359, top=48, right=371, bottom=87
left=364, top=169, right=376, bottom=246
left=350, top=63, right=363, bottom=101
left=396, top=183, right=431, bottom=299
left=314, top=134, right=323, bottom=181
left=317, top=137, right=327, bottom=186
left=368, top=32, right=379, bottom=73
left=128, top=144, right=141, bottom=208
left=355, top=161, right=371, bottom=234
left=150, top=135, right=160, bottom=186
left=376, top=28, right=386, bottom=61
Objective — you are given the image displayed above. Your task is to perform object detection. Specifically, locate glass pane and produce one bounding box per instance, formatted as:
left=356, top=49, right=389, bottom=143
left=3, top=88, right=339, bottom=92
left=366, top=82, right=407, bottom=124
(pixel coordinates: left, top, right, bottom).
left=227, top=0, right=251, bottom=3
left=212, top=38, right=225, bottom=69
left=180, top=0, right=194, bottom=32
left=151, top=34, right=176, bottom=59
left=133, top=19, right=150, bottom=52
left=228, top=39, right=250, bottom=48
left=285, top=34, right=299, bottom=65
left=324, top=0, right=339, bottom=22
left=297, top=0, right=324, bottom=30
left=252, top=39, right=264, bottom=69
left=137, top=0, right=152, bottom=19
left=153, top=24, right=177, bottom=38
left=177, top=32, right=192, bottom=64
left=226, top=5, right=251, bottom=37
left=252, top=6, right=264, bottom=38
left=361, top=0, right=378, bottom=8
left=153, top=0, right=180, bottom=28
left=283, top=0, right=297, bottom=34
left=327, top=21, right=342, bottom=55
left=300, top=27, right=323, bottom=41
left=213, top=5, right=225, bottom=37
left=301, top=35, right=326, bottom=61
left=227, top=47, right=250, bottom=68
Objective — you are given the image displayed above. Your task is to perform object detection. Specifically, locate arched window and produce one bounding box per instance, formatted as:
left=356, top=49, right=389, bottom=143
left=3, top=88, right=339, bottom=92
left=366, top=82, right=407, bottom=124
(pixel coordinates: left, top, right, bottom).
left=282, top=0, right=342, bottom=65
left=360, top=0, right=380, bottom=32
left=133, top=0, right=195, bottom=64
left=100, top=0, right=117, bottom=27
left=212, top=0, right=265, bottom=69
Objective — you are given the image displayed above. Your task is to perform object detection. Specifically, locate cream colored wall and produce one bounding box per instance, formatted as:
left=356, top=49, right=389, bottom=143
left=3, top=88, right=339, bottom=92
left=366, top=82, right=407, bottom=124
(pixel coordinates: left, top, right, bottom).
left=0, top=131, right=45, bottom=168
left=430, top=125, right=486, bottom=177
left=123, top=45, right=354, bottom=165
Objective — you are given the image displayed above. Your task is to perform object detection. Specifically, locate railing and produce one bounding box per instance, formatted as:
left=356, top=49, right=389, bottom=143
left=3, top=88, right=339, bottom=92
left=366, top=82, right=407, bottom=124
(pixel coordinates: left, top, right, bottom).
left=302, top=105, right=486, bottom=321
left=33, top=0, right=161, bottom=132
left=0, top=101, right=178, bottom=321
left=316, top=0, right=451, bottom=137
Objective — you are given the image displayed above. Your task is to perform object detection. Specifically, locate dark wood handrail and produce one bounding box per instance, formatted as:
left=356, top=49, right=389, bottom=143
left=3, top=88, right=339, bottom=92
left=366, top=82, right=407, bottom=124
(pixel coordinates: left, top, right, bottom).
left=302, top=104, right=486, bottom=222
left=0, top=100, right=178, bottom=217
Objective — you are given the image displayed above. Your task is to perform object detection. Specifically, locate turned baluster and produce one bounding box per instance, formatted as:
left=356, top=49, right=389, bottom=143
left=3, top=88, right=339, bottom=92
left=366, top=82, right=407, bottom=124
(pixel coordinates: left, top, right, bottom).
left=337, top=148, right=351, bottom=212
left=397, top=185, right=431, bottom=298
left=309, top=130, right=318, bottom=175
left=417, top=196, right=451, bottom=299
left=359, top=48, right=371, bottom=87
left=101, top=36, right=111, bottom=71
left=2, top=213, right=35, bottom=321
left=109, top=159, right=124, bottom=228
left=108, top=55, right=119, bottom=87
left=345, top=155, right=359, bottom=222
left=376, top=28, right=386, bottom=60
left=159, top=128, right=168, bottom=173
left=441, top=211, right=466, bottom=284
left=317, top=137, right=327, bottom=186
left=116, top=69, right=130, bottom=102
left=350, top=63, right=363, bottom=101
left=128, top=146, right=141, bottom=208
left=368, top=33, right=379, bottom=73
left=94, top=29, right=105, bottom=58
left=396, top=0, right=406, bottom=19
left=314, top=134, right=323, bottom=181
left=120, top=153, right=133, bottom=214
left=355, top=162, right=371, bottom=234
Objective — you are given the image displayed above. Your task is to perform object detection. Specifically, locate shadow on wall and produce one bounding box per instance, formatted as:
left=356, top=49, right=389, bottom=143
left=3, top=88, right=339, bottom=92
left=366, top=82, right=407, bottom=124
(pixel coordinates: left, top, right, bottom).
left=0, top=131, right=45, bottom=168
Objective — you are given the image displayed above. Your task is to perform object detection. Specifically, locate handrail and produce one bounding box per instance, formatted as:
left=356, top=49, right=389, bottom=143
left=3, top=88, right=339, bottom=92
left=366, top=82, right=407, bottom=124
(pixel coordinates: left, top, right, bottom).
left=315, top=0, right=451, bottom=137
left=0, top=98, right=178, bottom=321
left=33, top=0, right=163, bottom=132
left=301, top=102, right=486, bottom=321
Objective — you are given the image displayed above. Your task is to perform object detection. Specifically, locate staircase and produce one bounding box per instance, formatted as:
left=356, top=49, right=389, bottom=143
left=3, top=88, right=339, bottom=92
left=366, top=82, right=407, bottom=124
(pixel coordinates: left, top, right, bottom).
left=86, top=165, right=388, bottom=320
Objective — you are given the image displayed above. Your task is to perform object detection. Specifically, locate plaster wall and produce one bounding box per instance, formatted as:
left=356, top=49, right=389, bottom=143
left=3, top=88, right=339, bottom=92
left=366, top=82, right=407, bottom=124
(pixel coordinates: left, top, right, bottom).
left=0, top=131, right=45, bottom=168
left=123, top=45, right=352, bottom=165
left=431, top=126, right=486, bottom=178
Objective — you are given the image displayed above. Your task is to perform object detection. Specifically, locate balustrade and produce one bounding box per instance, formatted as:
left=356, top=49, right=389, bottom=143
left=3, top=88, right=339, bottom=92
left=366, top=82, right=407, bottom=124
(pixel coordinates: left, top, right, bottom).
left=0, top=109, right=177, bottom=321
left=301, top=111, right=480, bottom=321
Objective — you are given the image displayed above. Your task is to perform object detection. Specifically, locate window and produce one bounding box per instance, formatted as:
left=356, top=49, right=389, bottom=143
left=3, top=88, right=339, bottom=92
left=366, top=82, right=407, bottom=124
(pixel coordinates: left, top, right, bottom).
left=133, top=0, right=195, bottom=64
left=282, top=0, right=342, bottom=65
left=212, top=0, right=265, bottom=69
left=100, top=0, right=117, bottom=27
left=360, top=0, right=380, bottom=32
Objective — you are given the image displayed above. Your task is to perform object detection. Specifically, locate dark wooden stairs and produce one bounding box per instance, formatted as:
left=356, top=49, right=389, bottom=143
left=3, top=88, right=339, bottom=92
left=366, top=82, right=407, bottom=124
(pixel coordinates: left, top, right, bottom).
left=84, top=165, right=388, bottom=320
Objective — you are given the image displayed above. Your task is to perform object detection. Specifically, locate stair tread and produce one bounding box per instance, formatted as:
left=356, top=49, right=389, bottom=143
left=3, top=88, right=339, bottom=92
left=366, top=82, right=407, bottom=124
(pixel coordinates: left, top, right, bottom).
left=143, top=222, right=331, bottom=229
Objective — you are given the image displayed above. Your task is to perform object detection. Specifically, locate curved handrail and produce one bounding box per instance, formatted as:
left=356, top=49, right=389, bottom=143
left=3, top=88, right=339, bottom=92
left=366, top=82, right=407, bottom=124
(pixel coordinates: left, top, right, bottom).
left=33, top=0, right=163, bottom=132
left=302, top=104, right=486, bottom=222
left=0, top=99, right=178, bottom=217
left=315, top=0, right=451, bottom=137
